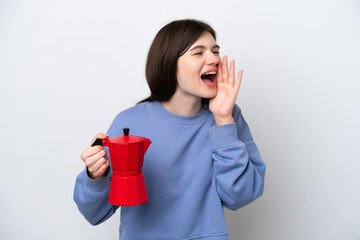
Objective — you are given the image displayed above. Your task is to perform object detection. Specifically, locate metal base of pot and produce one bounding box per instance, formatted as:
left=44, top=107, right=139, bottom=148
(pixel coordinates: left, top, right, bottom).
left=109, top=173, right=148, bottom=206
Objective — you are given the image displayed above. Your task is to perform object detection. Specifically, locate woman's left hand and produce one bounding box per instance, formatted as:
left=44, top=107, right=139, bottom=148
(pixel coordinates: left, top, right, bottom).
left=209, top=55, right=243, bottom=125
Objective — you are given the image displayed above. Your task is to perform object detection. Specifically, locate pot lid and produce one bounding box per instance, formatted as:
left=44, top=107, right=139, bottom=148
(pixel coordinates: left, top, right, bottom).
left=106, top=128, right=150, bottom=144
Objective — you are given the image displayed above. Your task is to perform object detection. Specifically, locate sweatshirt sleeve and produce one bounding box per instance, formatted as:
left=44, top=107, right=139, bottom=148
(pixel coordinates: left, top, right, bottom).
left=73, top=168, right=119, bottom=225
left=209, top=105, right=266, bottom=210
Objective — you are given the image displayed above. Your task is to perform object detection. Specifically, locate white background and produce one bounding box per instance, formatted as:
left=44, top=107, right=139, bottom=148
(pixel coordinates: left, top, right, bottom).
left=0, top=0, right=359, bottom=239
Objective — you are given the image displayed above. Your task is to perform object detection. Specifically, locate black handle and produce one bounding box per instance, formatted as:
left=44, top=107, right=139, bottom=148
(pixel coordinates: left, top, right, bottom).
left=91, top=138, right=103, bottom=147
left=123, top=128, right=130, bottom=136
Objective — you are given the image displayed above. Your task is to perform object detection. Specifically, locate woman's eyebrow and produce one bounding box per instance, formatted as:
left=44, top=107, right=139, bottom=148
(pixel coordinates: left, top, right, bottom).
left=189, top=44, right=220, bottom=51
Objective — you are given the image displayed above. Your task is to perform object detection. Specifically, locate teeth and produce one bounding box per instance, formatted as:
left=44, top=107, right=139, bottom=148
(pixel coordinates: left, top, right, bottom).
left=202, top=71, right=216, bottom=75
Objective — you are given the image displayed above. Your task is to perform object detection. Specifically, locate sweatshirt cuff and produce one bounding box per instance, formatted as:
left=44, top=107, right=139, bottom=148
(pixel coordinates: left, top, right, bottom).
left=209, top=123, right=239, bottom=149
left=81, top=167, right=111, bottom=195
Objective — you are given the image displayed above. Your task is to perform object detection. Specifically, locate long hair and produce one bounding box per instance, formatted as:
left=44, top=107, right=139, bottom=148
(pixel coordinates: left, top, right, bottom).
left=138, top=19, right=216, bottom=104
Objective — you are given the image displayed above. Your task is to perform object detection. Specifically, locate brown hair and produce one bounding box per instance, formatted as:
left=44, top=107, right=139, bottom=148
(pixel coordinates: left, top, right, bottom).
left=138, top=19, right=216, bottom=104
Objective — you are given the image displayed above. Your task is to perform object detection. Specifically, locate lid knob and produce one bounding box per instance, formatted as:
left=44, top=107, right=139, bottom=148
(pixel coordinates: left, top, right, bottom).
left=123, top=128, right=130, bottom=136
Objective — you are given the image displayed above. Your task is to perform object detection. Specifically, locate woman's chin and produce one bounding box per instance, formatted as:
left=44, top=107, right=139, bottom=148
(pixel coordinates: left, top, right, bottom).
left=202, top=90, right=217, bottom=99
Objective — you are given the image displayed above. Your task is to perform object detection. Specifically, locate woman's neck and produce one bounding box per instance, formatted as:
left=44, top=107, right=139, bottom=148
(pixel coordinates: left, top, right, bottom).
left=161, top=91, right=202, bottom=116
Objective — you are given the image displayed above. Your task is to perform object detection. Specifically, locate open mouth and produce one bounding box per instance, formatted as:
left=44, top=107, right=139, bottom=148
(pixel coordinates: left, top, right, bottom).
left=201, top=71, right=217, bottom=87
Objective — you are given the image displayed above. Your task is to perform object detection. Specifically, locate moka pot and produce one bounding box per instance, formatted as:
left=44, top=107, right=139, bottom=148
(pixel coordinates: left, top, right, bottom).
left=92, top=128, right=151, bottom=206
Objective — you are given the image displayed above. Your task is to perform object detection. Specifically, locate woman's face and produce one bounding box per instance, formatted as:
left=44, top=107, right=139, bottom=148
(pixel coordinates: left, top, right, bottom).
left=175, top=31, right=220, bottom=101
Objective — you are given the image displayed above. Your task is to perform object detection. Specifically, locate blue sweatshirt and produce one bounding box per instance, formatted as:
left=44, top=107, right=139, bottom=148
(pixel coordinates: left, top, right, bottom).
left=74, top=101, right=266, bottom=240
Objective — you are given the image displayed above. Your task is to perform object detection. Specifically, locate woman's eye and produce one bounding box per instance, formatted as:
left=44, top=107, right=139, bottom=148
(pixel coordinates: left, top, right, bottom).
left=213, top=51, right=220, bottom=55
left=194, top=52, right=203, bottom=56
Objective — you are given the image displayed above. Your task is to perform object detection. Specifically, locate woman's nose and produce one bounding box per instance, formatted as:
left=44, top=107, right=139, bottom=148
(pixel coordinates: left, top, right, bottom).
left=206, top=52, right=220, bottom=65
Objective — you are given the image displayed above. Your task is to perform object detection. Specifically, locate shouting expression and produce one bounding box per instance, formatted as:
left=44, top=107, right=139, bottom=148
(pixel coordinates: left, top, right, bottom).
left=175, top=31, right=220, bottom=101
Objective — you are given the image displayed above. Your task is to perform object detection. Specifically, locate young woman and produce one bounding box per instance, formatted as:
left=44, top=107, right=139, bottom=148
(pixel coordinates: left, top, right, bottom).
left=74, top=19, right=266, bottom=240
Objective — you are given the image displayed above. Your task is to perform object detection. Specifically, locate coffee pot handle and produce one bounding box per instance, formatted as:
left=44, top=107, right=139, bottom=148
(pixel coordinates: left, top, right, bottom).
left=91, top=138, right=103, bottom=147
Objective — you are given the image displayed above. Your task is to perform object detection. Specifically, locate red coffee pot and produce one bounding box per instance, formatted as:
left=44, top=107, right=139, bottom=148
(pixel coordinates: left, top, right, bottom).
left=92, top=128, right=151, bottom=206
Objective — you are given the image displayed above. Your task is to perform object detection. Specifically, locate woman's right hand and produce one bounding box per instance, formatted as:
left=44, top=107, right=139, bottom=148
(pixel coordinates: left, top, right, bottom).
left=81, top=132, right=110, bottom=180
